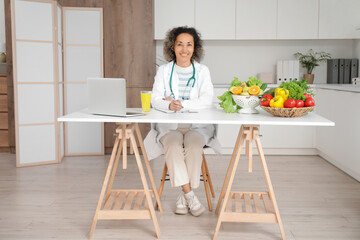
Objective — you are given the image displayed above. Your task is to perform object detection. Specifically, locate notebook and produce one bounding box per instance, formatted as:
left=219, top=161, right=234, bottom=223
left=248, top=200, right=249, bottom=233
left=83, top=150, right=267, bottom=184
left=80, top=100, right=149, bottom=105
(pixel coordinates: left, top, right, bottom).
left=87, top=78, right=144, bottom=117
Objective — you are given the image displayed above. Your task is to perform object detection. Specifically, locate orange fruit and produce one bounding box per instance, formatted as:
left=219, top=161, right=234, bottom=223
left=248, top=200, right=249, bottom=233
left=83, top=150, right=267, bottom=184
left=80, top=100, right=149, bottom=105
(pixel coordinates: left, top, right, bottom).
left=231, top=86, right=242, bottom=95
left=248, top=86, right=260, bottom=95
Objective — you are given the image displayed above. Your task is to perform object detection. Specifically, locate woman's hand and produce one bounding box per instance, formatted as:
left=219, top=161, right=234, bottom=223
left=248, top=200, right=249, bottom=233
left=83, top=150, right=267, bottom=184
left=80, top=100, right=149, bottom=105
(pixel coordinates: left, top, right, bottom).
left=163, top=96, right=183, bottom=111
left=169, top=100, right=183, bottom=111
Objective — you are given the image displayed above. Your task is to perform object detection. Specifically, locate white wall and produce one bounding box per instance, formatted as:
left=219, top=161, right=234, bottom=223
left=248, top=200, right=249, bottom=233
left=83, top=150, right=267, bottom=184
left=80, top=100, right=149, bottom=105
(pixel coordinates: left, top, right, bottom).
left=156, top=40, right=355, bottom=85
left=0, top=0, right=5, bottom=44
left=355, top=40, right=360, bottom=77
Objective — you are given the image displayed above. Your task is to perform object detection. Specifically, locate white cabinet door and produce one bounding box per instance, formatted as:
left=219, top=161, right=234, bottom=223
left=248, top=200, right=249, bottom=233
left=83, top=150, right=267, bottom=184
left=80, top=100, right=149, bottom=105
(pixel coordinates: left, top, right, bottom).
left=236, top=0, right=277, bottom=40
left=319, top=0, right=360, bottom=39
left=277, top=0, right=319, bottom=39
left=195, top=0, right=236, bottom=40
left=154, top=0, right=195, bottom=40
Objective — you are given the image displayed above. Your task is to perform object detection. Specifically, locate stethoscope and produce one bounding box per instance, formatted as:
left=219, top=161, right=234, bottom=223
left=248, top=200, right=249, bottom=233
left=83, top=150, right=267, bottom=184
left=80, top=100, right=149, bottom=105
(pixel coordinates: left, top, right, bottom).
left=169, top=61, right=196, bottom=100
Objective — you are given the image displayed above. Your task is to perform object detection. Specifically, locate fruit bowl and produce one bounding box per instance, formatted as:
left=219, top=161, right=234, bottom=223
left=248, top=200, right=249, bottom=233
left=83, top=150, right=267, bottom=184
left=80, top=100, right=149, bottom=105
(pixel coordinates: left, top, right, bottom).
left=261, top=106, right=315, bottom=117
left=232, top=95, right=262, bottom=114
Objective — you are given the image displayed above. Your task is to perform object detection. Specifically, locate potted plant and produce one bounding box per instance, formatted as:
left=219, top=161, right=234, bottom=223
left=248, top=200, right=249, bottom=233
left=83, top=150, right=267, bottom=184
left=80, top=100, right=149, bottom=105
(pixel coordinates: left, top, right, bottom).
left=294, top=49, right=331, bottom=84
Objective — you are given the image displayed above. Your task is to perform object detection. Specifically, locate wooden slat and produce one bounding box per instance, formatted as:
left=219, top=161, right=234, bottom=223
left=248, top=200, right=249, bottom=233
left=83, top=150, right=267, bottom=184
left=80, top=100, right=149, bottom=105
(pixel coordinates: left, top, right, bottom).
left=0, top=113, right=8, bottom=129
left=0, top=130, right=9, bottom=147
left=0, top=77, right=7, bottom=94
left=262, top=194, right=274, bottom=214
left=222, top=212, right=277, bottom=223
left=112, top=192, right=127, bottom=210
left=244, top=194, right=252, bottom=213
left=103, top=192, right=117, bottom=210
left=134, top=192, right=144, bottom=210
left=253, top=194, right=263, bottom=213
left=0, top=95, right=8, bottom=112
left=225, top=193, right=233, bottom=212
left=234, top=193, right=242, bottom=212
left=98, top=210, right=151, bottom=220
left=123, top=192, right=136, bottom=210
left=143, top=196, right=149, bottom=210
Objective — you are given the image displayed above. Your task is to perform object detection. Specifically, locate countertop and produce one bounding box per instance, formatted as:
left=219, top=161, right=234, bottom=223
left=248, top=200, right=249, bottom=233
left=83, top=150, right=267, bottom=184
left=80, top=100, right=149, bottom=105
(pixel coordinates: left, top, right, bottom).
left=214, top=84, right=360, bottom=93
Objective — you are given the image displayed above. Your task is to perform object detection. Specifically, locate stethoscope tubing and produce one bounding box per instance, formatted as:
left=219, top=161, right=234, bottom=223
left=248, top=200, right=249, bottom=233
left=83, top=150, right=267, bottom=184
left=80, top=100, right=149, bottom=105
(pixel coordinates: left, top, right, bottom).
left=169, top=61, right=196, bottom=99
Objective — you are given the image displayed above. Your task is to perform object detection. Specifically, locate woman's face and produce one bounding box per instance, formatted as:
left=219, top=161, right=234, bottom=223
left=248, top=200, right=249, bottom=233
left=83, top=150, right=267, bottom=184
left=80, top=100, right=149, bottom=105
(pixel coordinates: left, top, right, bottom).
left=174, top=33, right=194, bottom=67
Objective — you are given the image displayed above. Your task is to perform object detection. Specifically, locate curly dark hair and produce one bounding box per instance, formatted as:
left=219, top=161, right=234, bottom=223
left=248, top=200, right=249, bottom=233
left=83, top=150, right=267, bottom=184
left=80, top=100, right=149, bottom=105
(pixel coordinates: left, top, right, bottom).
left=163, top=26, right=203, bottom=62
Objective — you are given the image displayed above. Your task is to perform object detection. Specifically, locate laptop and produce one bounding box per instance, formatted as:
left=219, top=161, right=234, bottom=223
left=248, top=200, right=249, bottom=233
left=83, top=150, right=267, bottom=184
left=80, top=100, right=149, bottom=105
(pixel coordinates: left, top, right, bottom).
left=87, top=78, right=144, bottom=117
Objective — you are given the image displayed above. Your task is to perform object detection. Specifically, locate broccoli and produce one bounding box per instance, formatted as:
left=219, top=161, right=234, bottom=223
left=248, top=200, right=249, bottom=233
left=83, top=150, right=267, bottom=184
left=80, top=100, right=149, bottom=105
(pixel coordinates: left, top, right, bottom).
left=279, top=79, right=312, bottom=101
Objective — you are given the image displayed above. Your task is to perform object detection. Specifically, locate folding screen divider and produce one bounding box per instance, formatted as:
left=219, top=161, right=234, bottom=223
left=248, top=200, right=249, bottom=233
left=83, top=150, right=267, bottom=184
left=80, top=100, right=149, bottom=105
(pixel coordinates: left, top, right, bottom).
left=11, top=0, right=60, bottom=167
left=62, top=7, right=104, bottom=156
left=11, top=0, right=104, bottom=167
left=57, top=3, right=64, bottom=159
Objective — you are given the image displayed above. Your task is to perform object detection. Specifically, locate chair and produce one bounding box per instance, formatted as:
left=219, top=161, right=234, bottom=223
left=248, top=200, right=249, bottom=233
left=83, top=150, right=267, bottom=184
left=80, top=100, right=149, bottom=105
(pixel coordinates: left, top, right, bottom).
left=157, top=150, right=215, bottom=211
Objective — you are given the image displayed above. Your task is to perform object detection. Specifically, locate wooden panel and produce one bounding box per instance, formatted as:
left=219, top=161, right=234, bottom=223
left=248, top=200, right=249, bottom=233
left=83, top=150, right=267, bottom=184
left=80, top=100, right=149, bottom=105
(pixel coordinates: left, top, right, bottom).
left=0, top=113, right=9, bottom=129
left=0, top=76, right=7, bottom=94
left=58, top=0, right=103, bottom=8
left=0, top=95, right=8, bottom=112
left=103, top=0, right=155, bottom=88
left=0, top=130, right=9, bottom=147
left=4, top=0, right=16, bottom=153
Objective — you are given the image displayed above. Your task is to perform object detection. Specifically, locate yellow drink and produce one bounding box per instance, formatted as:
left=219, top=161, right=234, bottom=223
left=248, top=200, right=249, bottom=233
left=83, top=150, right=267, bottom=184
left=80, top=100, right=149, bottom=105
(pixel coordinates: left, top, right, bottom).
left=141, top=91, right=152, bottom=112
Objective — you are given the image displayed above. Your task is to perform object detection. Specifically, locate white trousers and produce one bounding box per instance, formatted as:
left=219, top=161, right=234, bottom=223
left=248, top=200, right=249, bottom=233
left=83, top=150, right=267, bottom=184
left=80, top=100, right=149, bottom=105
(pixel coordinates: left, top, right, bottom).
left=160, top=127, right=205, bottom=189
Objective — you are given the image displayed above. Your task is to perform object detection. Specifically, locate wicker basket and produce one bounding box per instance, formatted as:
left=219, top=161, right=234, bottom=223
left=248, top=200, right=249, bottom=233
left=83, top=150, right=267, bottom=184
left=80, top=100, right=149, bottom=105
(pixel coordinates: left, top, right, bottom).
left=261, top=106, right=314, bottom=118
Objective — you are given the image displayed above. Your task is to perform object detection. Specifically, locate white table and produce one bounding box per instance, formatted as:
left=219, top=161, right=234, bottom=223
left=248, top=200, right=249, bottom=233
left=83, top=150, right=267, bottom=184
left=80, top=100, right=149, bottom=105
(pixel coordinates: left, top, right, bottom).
left=58, top=107, right=334, bottom=239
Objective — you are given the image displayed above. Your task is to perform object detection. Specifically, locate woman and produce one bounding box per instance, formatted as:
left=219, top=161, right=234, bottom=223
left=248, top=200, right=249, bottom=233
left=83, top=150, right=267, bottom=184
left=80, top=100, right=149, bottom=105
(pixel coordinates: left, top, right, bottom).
left=144, top=26, right=220, bottom=217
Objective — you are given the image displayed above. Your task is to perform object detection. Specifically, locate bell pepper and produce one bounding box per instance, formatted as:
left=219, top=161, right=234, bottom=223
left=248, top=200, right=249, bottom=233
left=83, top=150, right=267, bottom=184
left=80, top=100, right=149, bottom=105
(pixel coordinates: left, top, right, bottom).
left=269, top=96, right=285, bottom=108
left=274, top=88, right=289, bottom=100
left=260, top=96, right=270, bottom=107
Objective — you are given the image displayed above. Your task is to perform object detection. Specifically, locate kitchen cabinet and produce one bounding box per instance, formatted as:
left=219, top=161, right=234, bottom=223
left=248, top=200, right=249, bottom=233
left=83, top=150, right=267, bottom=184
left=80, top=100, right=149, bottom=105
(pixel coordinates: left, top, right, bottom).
left=154, top=0, right=195, bottom=40
left=315, top=88, right=360, bottom=181
left=236, top=0, right=277, bottom=40
left=195, top=0, right=236, bottom=40
left=277, top=0, right=319, bottom=39
left=319, top=0, right=360, bottom=39
left=0, top=73, right=10, bottom=152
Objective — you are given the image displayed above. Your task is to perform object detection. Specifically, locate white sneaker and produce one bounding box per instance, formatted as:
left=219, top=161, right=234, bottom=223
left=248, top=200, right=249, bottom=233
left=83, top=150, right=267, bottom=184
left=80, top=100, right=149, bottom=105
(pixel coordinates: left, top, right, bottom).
left=175, top=192, right=188, bottom=215
left=186, top=194, right=206, bottom=217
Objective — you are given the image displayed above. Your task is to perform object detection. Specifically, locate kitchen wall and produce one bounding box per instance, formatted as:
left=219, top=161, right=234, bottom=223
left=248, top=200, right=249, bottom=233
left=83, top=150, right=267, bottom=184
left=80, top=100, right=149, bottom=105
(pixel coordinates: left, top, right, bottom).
left=355, top=40, right=360, bottom=77
left=0, top=0, right=5, bottom=43
left=156, top=40, right=355, bottom=85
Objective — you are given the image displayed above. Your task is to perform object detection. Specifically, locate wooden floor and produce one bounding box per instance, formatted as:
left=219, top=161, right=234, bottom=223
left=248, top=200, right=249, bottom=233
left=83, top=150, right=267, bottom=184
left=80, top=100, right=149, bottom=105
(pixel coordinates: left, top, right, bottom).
left=0, top=153, right=359, bottom=240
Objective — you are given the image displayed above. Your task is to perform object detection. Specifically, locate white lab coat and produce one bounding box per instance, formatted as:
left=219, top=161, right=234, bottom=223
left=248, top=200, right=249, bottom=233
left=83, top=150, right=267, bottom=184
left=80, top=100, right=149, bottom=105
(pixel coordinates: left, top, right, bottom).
left=143, top=61, right=221, bottom=160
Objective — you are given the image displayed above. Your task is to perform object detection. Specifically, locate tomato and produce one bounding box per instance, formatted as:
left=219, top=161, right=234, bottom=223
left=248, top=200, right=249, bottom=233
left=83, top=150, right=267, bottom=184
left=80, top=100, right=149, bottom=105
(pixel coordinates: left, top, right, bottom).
left=305, top=98, right=315, bottom=107
left=303, top=93, right=312, bottom=99
left=295, top=99, right=304, bottom=108
left=262, top=94, right=274, bottom=100
left=284, top=99, right=296, bottom=108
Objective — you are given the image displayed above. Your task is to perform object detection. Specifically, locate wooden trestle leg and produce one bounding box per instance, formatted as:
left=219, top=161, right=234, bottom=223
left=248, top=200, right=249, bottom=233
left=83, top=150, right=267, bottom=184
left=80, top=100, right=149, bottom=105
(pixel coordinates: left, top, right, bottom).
left=88, top=123, right=162, bottom=239
left=213, top=125, right=286, bottom=240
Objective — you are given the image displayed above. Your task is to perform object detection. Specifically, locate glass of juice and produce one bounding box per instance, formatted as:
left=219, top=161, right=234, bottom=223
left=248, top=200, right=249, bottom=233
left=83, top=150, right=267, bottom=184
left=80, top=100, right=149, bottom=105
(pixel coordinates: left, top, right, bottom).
left=140, top=91, right=152, bottom=112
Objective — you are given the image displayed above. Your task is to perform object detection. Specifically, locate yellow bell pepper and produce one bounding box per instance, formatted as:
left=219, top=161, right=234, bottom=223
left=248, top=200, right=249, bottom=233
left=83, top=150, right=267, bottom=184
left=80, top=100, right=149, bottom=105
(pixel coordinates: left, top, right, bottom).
left=274, top=88, right=289, bottom=100
left=269, top=96, right=285, bottom=108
